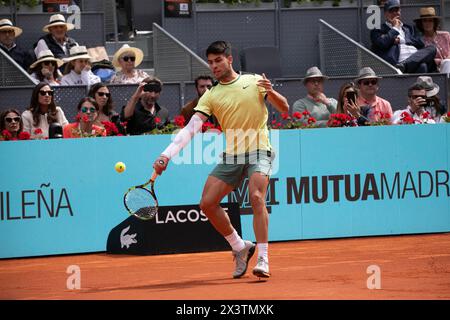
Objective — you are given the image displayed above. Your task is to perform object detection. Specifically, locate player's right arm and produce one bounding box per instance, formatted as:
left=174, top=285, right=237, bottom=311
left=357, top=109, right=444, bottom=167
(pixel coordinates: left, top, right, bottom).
left=153, top=112, right=208, bottom=174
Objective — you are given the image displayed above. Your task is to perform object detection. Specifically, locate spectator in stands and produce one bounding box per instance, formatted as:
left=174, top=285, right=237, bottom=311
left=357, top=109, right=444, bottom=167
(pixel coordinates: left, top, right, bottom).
left=61, top=46, right=101, bottom=86
left=180, top=75, right=217, bottom=125
left=292, top=66, right=337, bottom=128
left=110, top=44, right=149, bottom=84
left=88, top=83, right=123, bottom=131
left=34, top=14, right=78, bottom=61
left=355, top=67, right=393, bottom=122
left=414, top=7, right=450, bottom=74
left=63, top=97, right=106, bottom=138
left=371, top=0, right=437, bottom=73
left=121, top=76, right=169, bottom=135
left=0, top=19, right=32, bottom=70
left=392, top=83, right=436, bottom=124
left=336, top=82, right=370, bottom=126
left=415, top=76, right=447, bottom=122
left=29, top=50, right=63, bottom=86
left=22, top=82, right=69, bottom=139
left=0, top=109, right=27, bottom=141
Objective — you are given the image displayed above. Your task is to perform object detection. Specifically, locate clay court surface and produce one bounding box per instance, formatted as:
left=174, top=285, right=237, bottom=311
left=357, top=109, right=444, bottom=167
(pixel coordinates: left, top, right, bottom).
left=1, top=233, right=449, bottom=300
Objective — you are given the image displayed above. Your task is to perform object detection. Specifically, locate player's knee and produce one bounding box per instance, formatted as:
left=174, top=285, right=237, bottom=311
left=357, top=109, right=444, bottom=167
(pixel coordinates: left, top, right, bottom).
left=199, top=197, right=215, bottom=213
left=249, top=191, right=265, bottom=208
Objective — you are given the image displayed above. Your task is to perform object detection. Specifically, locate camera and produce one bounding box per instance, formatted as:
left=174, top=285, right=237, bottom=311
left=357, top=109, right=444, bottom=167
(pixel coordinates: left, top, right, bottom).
left=143, top=82, right=161, bottom=93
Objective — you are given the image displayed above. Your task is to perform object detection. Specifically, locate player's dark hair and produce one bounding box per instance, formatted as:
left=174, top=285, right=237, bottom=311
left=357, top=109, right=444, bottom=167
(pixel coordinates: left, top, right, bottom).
left=206, top=41, right=232, bottom=57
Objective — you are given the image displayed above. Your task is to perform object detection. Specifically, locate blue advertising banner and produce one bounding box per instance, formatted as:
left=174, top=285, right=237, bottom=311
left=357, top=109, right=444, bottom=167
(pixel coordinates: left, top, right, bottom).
left=1, top=125, right=449, bottom=258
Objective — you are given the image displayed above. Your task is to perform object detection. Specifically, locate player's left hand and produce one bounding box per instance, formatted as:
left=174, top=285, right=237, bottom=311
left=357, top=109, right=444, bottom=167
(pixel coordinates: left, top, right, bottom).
left=257, top=73, right=273, bottom=93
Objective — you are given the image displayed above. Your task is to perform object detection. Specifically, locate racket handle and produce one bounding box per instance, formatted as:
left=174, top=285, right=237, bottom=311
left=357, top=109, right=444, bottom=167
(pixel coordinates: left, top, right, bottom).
left=150, top=170, right=158, bottom=182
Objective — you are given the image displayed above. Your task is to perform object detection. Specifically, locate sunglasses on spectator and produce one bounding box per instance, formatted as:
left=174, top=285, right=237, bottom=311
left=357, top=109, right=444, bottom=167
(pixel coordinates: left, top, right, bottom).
left=96, top=92, right=111, bottom=97
left=361, top=80, right=378, bottom=86
left=121, top=56, right=136, bottom=62
left=39, top=90, right=54, bottom=96
left=42, top=61, right=56, bottom=67
left=81, top=106, right=97, bottom=113
left=5, top=117, right=20, bottom=123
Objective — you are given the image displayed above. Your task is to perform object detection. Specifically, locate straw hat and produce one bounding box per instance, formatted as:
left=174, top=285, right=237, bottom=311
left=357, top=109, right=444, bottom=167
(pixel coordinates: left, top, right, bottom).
left=43, top=14, right=75, bottom=33
left=63, top=46, right=93, bottom=63
left=355, top=67, right=382, bottom=83
left=416, top=76, right=440, bottom=97
left=30, top=50, right=64, bottom=69
left=414, top=7, right=441, bottom=23
left=303, top=66, right=329, bottom=83
left=0, top=19, right=23, bottom=37
left=112, top=44, right=144, bottom=71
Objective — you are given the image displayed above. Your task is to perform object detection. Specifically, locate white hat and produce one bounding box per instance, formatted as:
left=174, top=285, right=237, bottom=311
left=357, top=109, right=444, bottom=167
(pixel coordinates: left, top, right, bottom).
left=30, top=50, right=64, bottom=70
left=112, top=44, right=144, bottom=71
left=0, top=19, right=23, bottom=37
left=63, top=46, right=92, bottom=63
left=303, top=66, right=329, bottom=83
left=43, top=14, right=75, bottom=33
left=355, top=67, right=382, bottom=83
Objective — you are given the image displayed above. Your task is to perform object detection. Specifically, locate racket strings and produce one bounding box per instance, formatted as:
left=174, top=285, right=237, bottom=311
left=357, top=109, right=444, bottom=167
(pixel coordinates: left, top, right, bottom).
left=125, top=187, right=158, bottom=220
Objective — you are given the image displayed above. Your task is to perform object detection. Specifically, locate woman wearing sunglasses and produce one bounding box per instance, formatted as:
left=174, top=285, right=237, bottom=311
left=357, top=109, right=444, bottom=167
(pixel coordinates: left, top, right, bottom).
left=22, top=82, right=69, bottom=139
left=63, top=97, right=106, bottom=138
left=0, top=109, right=29, bottom=141
left=29, top=50, right=63, bottom=86
left=87, top=83, right=120, bottom=127
left=110, top=44, right=149, bottom=84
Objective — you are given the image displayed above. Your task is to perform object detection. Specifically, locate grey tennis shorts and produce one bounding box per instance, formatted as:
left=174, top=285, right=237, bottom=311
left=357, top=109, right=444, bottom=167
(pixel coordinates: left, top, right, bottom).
left=209, top=150, right=275, bottom=188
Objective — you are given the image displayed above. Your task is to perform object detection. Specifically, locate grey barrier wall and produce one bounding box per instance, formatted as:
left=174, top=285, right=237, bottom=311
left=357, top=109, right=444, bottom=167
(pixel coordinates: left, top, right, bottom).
left=163, top=0, right=442, bottom=78
left=1, top=74, right=447, bottom=125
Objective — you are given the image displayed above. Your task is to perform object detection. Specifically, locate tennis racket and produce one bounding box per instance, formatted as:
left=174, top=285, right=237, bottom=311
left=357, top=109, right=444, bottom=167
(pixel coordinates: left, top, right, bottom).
left=123, top=171, right=159, bottom=220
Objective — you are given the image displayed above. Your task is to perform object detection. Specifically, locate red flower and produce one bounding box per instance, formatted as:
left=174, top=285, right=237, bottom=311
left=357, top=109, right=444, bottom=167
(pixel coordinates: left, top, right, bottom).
left=302, top=110, right=311, bottom=116
left=101, top=121, right=119, bottom=136
left=34, top=128, right=43, bottom=135
left=422, top=111, right=430, bottom=119
left=154, top=117, right=161, bottom=124
left=308, top=117, right=316, bottom=124
left=81, top=114, right=90, bottom=123
left=271, top=120, right=277, bottom=125
left=1, top=129, right=12, bottom=140
left=174, top=115, right=185, bottom=128
left=292, top=112, right=302, bottom=119
left=18, top=131, right=31, bottom=140
left=281, top=112, right=290, bottom=120
left=447, top=112, right=450, bottom=117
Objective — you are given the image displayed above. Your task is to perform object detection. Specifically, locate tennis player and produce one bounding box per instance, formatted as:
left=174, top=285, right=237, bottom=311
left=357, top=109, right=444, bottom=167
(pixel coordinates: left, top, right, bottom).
left=153, top=41, right=289, bottom=279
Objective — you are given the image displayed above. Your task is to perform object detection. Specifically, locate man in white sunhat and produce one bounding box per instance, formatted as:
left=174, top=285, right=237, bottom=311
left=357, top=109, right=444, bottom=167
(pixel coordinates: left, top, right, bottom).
left=0, top=19, right=32, bottom=70
left=61, top=46, right=101, bottom=86
left=34, top=14, right=78, bottom=61
left=29, top=50, right=64, bottom=86
left=110, top=44, right=149, bottom=84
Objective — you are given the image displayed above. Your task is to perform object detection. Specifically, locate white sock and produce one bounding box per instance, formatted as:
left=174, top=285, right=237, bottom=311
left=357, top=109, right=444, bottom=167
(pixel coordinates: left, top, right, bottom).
left=257, top=243, right=269, bottom=262
left=224, top=230, right=245, bottom=252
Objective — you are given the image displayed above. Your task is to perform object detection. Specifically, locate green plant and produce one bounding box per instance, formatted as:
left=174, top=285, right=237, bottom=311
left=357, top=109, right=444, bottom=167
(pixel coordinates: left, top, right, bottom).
left=0, top=0, right=40, bottom=8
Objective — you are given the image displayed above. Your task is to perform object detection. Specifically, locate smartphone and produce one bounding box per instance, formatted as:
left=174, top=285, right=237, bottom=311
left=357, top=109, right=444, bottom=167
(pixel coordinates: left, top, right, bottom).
left=346, top=91, right=357, bottom=105
left=143, top=83, right=162, bottom=93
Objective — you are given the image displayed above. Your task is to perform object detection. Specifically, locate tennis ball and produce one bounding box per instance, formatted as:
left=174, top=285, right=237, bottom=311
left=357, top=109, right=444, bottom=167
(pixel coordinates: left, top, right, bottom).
left=115, top=162, right=126, bottom=173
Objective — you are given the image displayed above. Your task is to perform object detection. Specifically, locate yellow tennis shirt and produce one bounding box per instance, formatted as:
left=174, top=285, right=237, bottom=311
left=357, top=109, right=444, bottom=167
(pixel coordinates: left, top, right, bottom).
left=194, top=73, right=271, bottom=155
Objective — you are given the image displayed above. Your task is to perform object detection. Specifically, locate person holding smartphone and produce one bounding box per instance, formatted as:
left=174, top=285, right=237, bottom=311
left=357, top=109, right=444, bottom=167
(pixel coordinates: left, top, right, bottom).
left=121, top=77, right=169, bottom=135
left=336, top=82, right=371, bottom=126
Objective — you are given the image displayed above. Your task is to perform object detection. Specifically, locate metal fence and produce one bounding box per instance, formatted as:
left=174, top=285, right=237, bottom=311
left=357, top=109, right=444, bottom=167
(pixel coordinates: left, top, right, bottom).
left=163, top=0, right=443, bottom=78
left=0, top=48, right=37, bottom=87
left=319, top=19, right=401, bottom=77
left=153, top=23, right=211, bottom=82
left=1, top=74, right=447, bottom=124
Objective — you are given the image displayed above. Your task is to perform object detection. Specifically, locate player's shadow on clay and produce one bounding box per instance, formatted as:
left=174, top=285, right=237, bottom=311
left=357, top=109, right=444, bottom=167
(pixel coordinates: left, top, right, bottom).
left=85, top=277, right=266, bottom=293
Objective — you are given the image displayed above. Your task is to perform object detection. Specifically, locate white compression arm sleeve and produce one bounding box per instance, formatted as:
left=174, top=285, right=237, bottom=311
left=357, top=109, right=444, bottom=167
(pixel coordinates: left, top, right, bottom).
left=161, top=113, right=204, bottom=159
